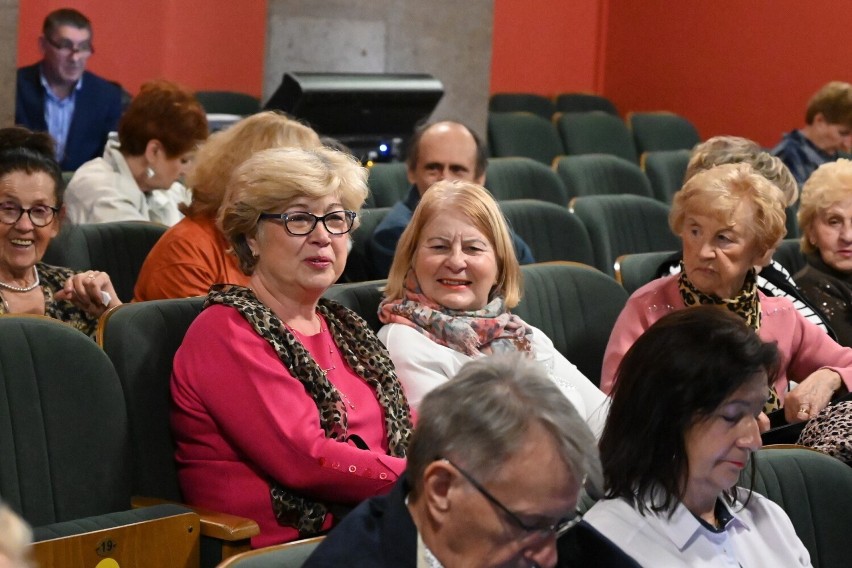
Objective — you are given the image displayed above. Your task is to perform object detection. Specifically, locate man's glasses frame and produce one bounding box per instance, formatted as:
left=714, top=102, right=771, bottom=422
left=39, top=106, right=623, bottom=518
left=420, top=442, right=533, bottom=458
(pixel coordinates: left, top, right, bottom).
left=258, top=210, right=356, bottom=236
left=44, top=35, right=94, bottom=56
left=0, top=203, right=60, bottom=228
left=442, top=458, right=579, bottom=539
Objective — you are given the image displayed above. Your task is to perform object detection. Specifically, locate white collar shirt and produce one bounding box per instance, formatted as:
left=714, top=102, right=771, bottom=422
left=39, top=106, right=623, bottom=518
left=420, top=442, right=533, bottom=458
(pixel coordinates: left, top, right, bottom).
left=583, top=489, right=811, bottom=567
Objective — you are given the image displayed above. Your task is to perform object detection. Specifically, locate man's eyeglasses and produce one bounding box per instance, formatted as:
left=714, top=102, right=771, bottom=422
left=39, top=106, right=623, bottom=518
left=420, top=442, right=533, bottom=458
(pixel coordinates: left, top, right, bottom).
left=44, top=35, right=94, bottom=56
left=442, top=458, right=579, bottom=539
left=0, top=202, right=59, bottom=228
left=258, top=210, right=356, bottom=236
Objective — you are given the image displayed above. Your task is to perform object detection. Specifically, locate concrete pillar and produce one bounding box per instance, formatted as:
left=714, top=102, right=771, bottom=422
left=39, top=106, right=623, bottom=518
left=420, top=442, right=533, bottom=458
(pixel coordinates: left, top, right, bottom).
left=0, top=0, right=19, bottom=127
left=264, top=0, right=494, bottom=137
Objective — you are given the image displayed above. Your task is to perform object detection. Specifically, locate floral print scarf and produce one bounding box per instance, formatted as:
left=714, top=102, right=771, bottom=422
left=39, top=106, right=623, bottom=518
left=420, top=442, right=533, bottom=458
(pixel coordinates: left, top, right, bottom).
left=378, top=270, right=533, bottom=356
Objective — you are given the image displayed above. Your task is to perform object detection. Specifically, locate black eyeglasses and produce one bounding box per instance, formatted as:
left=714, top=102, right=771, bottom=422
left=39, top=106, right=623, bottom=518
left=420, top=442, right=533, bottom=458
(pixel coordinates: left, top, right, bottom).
left=0, top=202, right=59, bottom=227
left=44, top=35, right=94, bottom=55
left=258, top=210, right=356, bottom=236
left=442, top=458, right=579, bottom=539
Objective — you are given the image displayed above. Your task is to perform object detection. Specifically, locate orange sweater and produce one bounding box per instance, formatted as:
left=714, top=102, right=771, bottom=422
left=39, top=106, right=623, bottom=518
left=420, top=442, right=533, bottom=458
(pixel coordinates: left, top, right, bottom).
left=134, top=215, right=250, bottom=301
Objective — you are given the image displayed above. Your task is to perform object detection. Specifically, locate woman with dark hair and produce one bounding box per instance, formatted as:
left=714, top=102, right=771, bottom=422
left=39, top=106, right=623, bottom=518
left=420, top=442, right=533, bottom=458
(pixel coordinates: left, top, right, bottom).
left=64, top=79, right=208, bottom=225
left=0, top=127, right=121, bottom=335
left=586, top=307, right=811, bottom=566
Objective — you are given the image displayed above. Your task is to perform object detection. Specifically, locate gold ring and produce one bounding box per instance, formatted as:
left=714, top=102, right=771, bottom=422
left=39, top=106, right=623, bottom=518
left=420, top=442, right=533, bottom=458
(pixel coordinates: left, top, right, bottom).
left=799, top=405, right=810, bottom=414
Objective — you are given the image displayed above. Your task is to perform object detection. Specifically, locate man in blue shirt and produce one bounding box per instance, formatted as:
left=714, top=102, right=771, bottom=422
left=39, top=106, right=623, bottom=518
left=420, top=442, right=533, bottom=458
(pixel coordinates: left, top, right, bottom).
left=772, top=81, right=852, bottom=186
left=369, top=120, right=534, bottom=278
left=15, top=8, right=123, bottom=171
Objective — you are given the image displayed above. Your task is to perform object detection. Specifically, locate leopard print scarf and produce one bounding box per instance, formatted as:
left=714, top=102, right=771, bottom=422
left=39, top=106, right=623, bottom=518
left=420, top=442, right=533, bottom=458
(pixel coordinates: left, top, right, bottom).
left=677, top=267, right=781, bottom=412
left=678, top=265, right=762, bottom=331
left=205, top=285, right=412, bottom=535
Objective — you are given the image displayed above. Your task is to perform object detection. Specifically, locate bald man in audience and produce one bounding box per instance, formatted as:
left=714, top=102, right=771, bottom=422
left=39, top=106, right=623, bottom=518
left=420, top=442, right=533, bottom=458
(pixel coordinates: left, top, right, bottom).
left=305, top=354, right=603, bottom=568
left=368, top=120, right=534, bottom=277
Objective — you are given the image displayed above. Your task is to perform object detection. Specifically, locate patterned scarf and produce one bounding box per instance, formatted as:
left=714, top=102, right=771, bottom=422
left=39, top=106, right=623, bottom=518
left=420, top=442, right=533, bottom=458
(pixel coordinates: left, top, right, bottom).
left=205, top=285, right=412, bottom=535
left=677, top=266, right=781, bottom=412
left=377, top=271, right=533, bottom=356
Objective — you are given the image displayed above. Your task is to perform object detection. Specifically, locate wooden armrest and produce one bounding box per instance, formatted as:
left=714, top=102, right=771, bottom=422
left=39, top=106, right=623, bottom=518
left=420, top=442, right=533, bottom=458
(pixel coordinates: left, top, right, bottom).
left=131, top=496, right=259, bottom=541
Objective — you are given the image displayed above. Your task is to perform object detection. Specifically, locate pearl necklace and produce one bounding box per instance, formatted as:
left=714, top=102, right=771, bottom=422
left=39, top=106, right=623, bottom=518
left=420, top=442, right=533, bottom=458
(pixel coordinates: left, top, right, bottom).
left=0, top=266, right=40, bottom=292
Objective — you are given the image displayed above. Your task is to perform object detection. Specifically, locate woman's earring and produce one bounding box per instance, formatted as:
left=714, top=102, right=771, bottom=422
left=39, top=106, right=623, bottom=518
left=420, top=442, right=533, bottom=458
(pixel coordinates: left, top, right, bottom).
left=145, top=166, right=156, bottom=179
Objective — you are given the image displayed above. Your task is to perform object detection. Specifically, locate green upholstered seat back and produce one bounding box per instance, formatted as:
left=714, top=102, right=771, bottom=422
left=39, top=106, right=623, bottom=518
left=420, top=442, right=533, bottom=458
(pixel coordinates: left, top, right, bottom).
left=486, top=157, right=569, bottom=206
left=745, top=448, right=852, bottom=568
left=500, top=200, right=595, bottom=266
left=488, top=112, right=564, bottom=165
left=366, top=163, right=410, bottom=209
left=195, top=91, right=261, bottom=115
left=773, top=238, right=806, bottom=277
left=489, top=93, right=555, bottom=120
left=0, top=316, right=131, bottom=527
left=555, top=93, right=619, bottom=116
left=323, top=280, right=386, bottom=334
left=628, top=112, right=701, bottom=155
left=571, top=195, right=680, bottom=276
left=98, top=297, right=205, bottom=501
left=614, top=250, right=676, bottom=294
left=556, top=112, right=638, bottom=164
left=555, top=154, right=653, bottom=201
left=514, top=263, right=628, bottom=386
left=343, top=207, right=390, bottom=283
left=641, top=149, right=690, bottom=203
left=43, top=221, right=168, bottom=302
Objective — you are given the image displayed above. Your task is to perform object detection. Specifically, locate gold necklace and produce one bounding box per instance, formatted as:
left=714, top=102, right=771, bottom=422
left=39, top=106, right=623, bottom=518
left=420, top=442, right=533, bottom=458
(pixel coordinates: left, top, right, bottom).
left=287, top=314, right=355, bottom=410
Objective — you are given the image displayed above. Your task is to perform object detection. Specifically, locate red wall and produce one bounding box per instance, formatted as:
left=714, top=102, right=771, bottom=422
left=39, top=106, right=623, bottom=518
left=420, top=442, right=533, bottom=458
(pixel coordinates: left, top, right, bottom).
left=491, top=0, right=852, bottom=148
left=603, top=1, right=852, bottom=147
left=491, top=0, right=607, bottom=95
left=17, top=0, right=267, bottom=97
left=21, top=1, right=852, bottom=148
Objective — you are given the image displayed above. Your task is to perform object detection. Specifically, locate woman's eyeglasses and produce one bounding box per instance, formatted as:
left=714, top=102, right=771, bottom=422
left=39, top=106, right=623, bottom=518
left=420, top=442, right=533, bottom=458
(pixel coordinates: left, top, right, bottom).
left=259, top=210, right=356, bottom=236
left=0, top=202, right=60, bottom=227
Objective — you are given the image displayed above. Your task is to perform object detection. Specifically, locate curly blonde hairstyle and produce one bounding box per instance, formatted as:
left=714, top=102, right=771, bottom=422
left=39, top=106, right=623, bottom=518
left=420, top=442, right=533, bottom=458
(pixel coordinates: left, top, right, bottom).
left=671, top=163, right=787, bottom=255
left=218, top=146, right=368, bottom=274
left=383, top=180, right=522, bottom=308
left=798, top=159, right=852, bottom=254
left=685, top=135, right=798, bottom=206
left=185, top=111, right=320, bottom=218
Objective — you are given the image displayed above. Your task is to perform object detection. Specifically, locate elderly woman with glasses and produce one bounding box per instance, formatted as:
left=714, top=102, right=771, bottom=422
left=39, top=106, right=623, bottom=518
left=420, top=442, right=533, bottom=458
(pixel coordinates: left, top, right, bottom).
left=0, top=127, right=121, bottom=336
left=171, top=146, right=412, bottom=548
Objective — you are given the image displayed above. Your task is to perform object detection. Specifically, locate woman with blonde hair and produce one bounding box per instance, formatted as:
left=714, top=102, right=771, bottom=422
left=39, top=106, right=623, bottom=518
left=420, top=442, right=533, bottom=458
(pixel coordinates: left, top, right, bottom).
left=134, top=111, right=321, bottom=300
left=795, top=159, right=852, bottom=345
left=603, top=163, right=852, bottom=425
left=378, top=180, right=607, bottom=436
left=172, top=146, right=411, bottom=547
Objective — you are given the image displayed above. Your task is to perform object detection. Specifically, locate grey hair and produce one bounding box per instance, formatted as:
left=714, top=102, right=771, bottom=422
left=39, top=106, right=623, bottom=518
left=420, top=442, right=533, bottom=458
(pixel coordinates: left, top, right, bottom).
left=407, top=353, right=602, bottom=499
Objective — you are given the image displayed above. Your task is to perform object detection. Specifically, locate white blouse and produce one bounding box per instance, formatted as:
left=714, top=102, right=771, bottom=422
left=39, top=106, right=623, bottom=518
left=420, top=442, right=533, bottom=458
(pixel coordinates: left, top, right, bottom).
left=378, top=322, right=609, bottom=438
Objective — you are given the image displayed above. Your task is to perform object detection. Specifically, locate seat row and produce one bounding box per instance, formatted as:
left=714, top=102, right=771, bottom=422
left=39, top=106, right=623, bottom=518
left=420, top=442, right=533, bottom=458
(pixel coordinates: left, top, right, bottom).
left=347, top=194, right=681, bottom=282
left=487, top=109, right=700, bottom=171
left=6, top=260, right=849, bottom=567
left=489, top=92, right=620, bottom=120
left=366, top=152, right=692, bottom=209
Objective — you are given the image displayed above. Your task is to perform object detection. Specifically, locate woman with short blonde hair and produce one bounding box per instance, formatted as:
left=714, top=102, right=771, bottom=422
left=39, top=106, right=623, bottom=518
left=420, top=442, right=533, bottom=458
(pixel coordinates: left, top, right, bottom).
left=794, top=159, right=852, bottom=346
left=604, top=163, right=852, bottom=426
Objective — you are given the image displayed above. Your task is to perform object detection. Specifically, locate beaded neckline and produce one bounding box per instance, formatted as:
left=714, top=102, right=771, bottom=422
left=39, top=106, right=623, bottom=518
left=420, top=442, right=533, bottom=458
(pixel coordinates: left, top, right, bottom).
left=0, top=266, right=40, bottom=292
